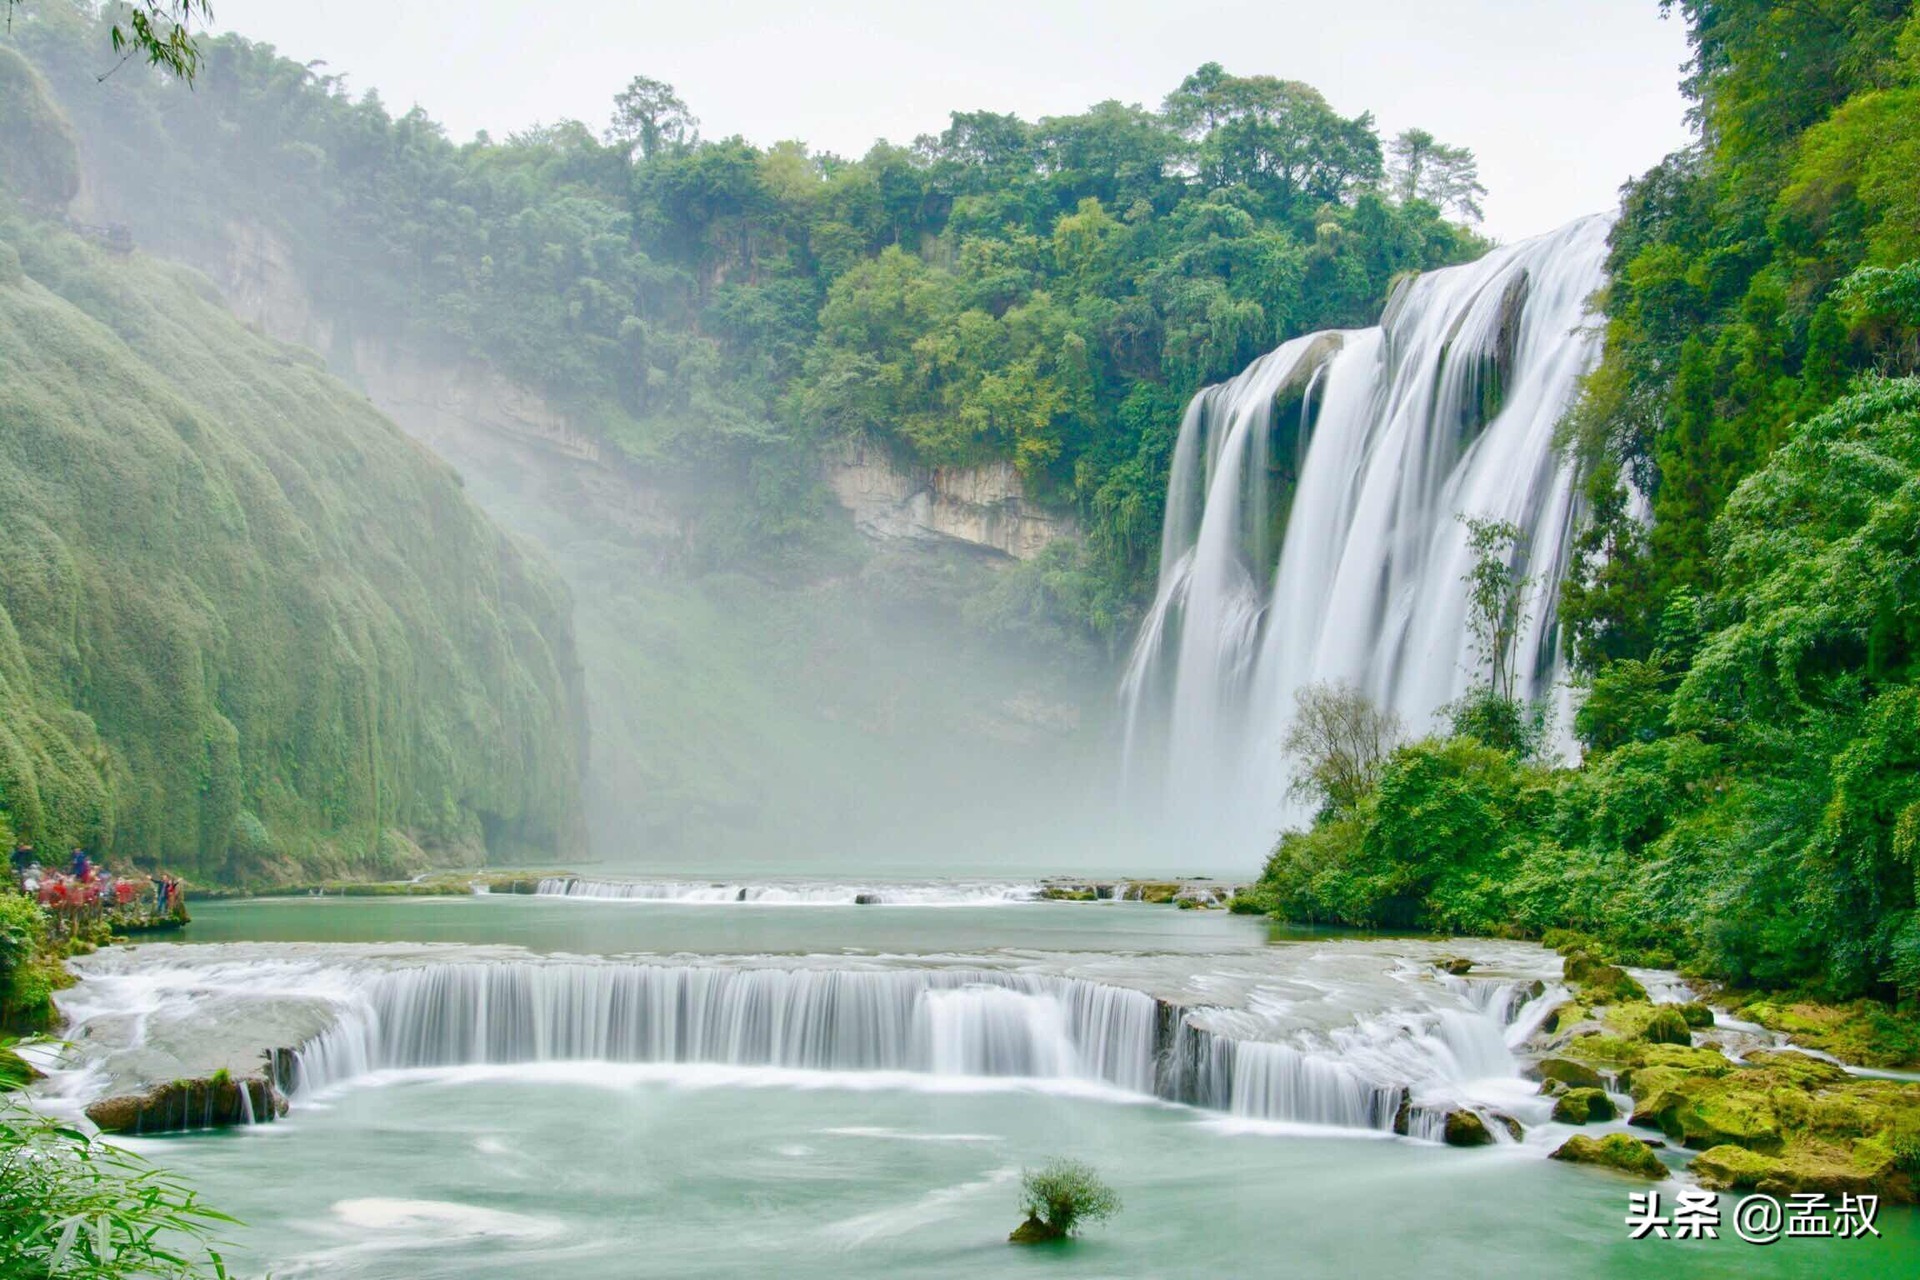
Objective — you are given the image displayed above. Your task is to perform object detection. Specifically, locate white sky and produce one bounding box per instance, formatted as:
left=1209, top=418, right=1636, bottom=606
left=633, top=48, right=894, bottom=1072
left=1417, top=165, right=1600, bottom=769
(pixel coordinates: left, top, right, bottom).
left=212, top=0, right=1695, bottom=243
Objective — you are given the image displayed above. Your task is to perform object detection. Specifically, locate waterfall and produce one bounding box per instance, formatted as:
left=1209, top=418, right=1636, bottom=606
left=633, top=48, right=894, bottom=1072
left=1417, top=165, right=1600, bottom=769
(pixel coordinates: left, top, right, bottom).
left=534, top=878, right=1043, bottom=906
left=1119, top=216, right=1612, bottom=863
left=278, top=958, right=1556, bottom=1134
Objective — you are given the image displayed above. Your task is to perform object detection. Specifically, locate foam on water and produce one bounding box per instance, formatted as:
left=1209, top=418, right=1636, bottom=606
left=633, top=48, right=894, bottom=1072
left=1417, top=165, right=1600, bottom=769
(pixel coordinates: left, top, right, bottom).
left=534, top=878, right=1043, bottom=906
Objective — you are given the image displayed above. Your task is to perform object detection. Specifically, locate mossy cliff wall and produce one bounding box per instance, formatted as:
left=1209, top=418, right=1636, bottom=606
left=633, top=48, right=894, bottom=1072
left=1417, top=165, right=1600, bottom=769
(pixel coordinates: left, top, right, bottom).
left=0, top=62, right=586, bottom=879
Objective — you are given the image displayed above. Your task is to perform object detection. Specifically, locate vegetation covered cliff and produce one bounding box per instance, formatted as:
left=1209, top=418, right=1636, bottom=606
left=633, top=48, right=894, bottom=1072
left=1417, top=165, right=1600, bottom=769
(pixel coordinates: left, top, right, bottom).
left=0, top=49, right=586, bottom=881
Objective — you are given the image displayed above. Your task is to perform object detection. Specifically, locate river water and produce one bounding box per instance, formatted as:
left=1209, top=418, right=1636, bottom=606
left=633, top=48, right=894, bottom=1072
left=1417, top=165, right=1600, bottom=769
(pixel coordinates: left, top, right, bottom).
left=46, top=889, right=1920, bottom=1278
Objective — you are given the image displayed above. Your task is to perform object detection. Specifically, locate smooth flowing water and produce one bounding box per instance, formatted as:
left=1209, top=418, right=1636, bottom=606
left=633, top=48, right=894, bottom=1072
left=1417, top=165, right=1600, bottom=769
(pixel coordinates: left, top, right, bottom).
left=1120, top=216, right=1612, bottom=863
left=52, top=896, right=1916, bottom=1279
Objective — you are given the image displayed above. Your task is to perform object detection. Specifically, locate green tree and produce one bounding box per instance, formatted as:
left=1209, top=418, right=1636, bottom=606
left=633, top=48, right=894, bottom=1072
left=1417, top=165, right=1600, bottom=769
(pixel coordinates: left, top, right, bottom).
left=1012, top=1158, right=1119, bottom=1242
left=1386, top=128, right=1486, bottom=223
left=606, top=75, right=698, bottom=160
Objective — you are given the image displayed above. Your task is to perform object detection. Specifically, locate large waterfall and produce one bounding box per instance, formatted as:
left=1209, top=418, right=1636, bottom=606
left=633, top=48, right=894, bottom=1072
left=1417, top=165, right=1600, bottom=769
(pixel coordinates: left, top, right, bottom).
left=1120, top=216, right=1612, bottom=863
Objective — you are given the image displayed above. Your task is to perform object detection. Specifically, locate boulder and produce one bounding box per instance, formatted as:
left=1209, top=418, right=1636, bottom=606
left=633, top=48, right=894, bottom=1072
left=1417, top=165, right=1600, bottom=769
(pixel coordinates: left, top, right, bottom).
left=1443, top=1110, right=1494, bottom=1147
left=85, top=1073, right=287, bottom=1135
left=1690, top=1144, right=1786, bottom=1191
left=1640, top=1006, right=1693, bottom=1046
left=1552, top=1087, right=1618, bottom=1125
left=1562, top=953, right=1647, bottom=1004
left=1535, top=1058, right=1607, bottom=1090
left=1549, top=1133, right=1668, bottom=1180
left=1434, top=956, right=1474, bottom=976
left=1677, top=1002, right=1716, bottom=1029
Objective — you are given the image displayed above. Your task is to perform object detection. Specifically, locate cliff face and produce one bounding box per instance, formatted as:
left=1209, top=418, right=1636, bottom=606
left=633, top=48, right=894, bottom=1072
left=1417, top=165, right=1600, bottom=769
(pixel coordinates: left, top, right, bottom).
left=825, top=437, right=1077, bottom=561
left=208, top=218, right=1075, bottom=564
left=0, top=218, right=588, bottom=880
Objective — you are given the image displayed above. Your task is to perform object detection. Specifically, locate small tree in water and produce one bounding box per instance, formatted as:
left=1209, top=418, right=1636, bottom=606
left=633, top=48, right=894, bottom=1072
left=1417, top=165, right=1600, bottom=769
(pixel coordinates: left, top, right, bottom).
left=1010, top=1158, right=1120, bottom=1243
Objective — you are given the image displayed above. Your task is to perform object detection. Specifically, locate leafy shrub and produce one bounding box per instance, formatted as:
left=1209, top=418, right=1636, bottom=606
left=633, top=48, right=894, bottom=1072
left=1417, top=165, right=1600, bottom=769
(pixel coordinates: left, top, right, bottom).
left=0, top=1100, right=235, bottom=1278
left=1017, top=1158, right=1120, bottom=1238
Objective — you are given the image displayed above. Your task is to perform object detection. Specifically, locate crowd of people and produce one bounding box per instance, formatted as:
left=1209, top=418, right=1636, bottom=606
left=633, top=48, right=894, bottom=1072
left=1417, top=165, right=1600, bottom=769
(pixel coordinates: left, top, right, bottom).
left=7, top=842, right=182, bottom=927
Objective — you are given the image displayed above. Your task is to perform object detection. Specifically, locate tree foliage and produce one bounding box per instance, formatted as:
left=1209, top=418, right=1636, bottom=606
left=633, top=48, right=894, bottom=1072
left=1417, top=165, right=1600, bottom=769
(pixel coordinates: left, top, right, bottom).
left=1282, top=681, right=1402, bottom=816
left=2, top=16, right=1486, bottom=640
left=0, top=1100, right=235, bottom=1279
left=1017, top=1158, right=1119, bottom=1238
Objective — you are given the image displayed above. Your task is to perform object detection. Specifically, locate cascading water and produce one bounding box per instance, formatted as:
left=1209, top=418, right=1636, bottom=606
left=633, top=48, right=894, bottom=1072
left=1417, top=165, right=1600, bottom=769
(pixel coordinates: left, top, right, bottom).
left=533, top=878, right=1043, bottom=906
left=53, top=943, right=1562, bottom=1136
left=1120, top=216, right=1612, bottom=863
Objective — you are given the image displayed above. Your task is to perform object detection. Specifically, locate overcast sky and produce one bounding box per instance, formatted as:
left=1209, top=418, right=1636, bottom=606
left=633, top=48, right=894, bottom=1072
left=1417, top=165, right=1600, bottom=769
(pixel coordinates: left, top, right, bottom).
left=213, top=1, right=1695, bottom=242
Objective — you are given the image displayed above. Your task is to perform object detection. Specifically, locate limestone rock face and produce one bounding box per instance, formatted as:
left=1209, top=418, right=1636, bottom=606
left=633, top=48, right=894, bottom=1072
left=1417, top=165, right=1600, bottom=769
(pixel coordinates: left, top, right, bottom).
left=85, top=1073, right=287, bottom=1135
left=826, top=436, right=1075, bottom=561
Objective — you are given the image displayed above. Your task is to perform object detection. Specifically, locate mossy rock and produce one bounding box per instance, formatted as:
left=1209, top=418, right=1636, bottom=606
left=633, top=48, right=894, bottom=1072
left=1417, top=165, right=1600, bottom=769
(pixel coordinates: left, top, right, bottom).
left=1562, top=951, right=1648, bottom=1004
left=1444, top=1110, right=1494, bottom=1147
left=1550, top=1133, right=1668, bottom=1180
left=1647, top=1076, right=1785, bottom=1154
left=1565, top=1034, right=1646, bottom=1068
left=1690, top=1143, right=1784, bottom=1190
left=1552, top=1087, right=1618, bottom=1125
left=1641, top=1006, right=1693, bottom=1046
left=1736, top=998, right=1920, bottom=1070
left=1009, top=1216, right=1066, bottom=1245
left=1677, top=1002, right=1715, bottom=1029
left=1737, top=1050, right=1850, bottom=1085
left=1536, top=1057, right=1607, bottom=1090
left=1636, top=1043, right=1732, bottom=1077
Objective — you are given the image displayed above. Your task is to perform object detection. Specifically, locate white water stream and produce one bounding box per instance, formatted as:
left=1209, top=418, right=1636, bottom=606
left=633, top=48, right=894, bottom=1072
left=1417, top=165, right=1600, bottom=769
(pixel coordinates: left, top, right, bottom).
left=1120, top=216, right=1612, bottom=862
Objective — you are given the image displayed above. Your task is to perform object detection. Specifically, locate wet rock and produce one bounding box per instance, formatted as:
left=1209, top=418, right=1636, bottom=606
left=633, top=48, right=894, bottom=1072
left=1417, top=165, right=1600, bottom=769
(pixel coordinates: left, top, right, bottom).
left=1434, top=956, right=1474, bottom=976
left=1550, top=1133, right=1668, bottom=1179
left=1009, top=1216, right=1065, bottom=1245
left=1391, top=1090, right=1412, bottom=1136
left=1534, top=1057, right=1606, bottom=1090
left=853, top=893, right=880, bottom=905
left=1552, top=1087, right=1618, bottom=1125
left=85, top=1072, right=287, bottom=1135
left=1443, top=1110, right=1494, bottom=1147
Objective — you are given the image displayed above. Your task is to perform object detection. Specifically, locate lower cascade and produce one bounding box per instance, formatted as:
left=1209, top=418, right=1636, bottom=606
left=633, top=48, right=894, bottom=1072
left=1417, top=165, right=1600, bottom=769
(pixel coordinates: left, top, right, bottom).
left=1120, top=215, right=1613, bottom=863
left=532, top=878, right=1043, bottom=905
left=281, top=958, right=1554, bottom=1132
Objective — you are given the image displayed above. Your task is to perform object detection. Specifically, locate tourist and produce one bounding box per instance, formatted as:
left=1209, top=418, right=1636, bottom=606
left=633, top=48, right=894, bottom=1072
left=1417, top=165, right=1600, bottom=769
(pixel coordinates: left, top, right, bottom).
left=10, top=842, right=33, bottom=884
left=70, top=847, right=90, bottom=880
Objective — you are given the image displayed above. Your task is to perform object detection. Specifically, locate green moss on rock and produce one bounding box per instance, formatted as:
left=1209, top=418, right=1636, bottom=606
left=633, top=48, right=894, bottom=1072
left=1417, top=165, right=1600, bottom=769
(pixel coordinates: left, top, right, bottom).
left=1641, top=1006, right=1694, bottom=1046
left=1550, top=1133, right=1668, bottom=1179
left=1537, top=1057, right=1607, bottom=1090
left=1552, top=1087, right=1618, bottom=1125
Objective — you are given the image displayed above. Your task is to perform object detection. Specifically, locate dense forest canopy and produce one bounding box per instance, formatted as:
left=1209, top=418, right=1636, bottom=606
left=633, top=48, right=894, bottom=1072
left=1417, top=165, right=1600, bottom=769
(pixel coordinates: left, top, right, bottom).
left=1249, top=0, right=1920, bottom=1006
left=6, top=3, right=1486, bottom=643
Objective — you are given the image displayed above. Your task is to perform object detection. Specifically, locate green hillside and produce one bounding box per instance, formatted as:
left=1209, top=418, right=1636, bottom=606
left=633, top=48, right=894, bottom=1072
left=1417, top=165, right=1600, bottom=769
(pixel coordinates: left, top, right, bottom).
left=0, top=57, right=586, bottom=880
